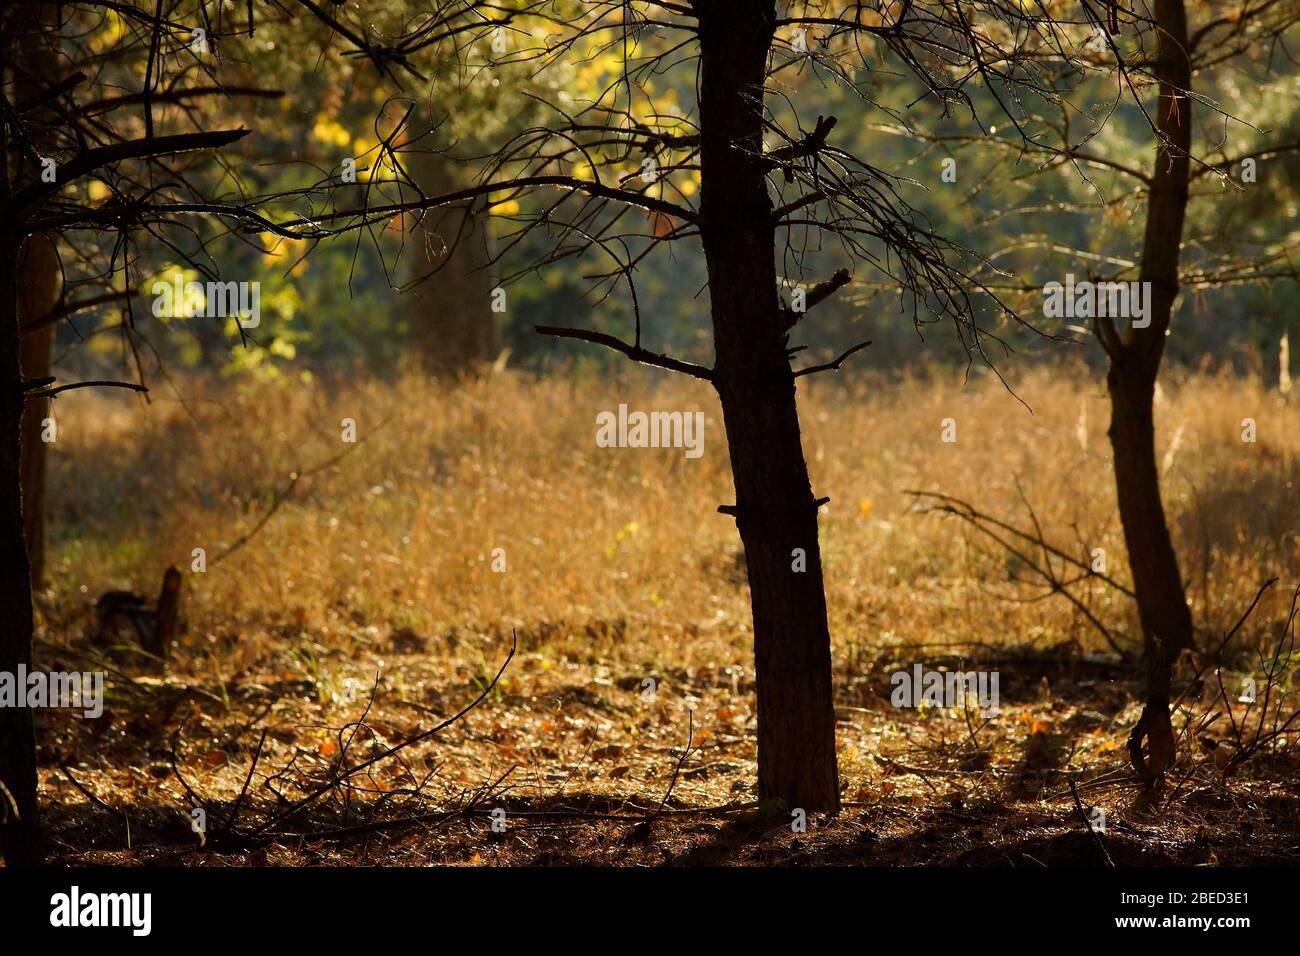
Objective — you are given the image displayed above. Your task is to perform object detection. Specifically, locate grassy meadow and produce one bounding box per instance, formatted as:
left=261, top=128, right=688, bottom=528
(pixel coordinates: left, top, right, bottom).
left=33, top=359, right=1299, bottom=864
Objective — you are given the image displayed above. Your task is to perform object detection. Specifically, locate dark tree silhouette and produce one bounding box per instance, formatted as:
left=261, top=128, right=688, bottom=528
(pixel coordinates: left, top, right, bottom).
left=295, top=0, right=1094, bottom=812
left=2, top=1, right=1203, bottom=859
left=1103, top=0, right=1197, bottom=784
left=879, top=1, right=1300, bottom=787
left=1097, top=0, right=1300, bottom=784
left=0, top=0, right=370, bottom=864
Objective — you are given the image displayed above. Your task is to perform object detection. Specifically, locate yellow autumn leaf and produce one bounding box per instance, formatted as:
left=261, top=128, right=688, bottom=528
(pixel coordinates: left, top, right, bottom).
left=312, top=118, right=352, bottom=149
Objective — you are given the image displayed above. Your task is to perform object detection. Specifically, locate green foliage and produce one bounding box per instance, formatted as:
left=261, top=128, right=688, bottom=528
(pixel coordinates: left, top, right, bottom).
left=54, top=6, right=1300, bottom=383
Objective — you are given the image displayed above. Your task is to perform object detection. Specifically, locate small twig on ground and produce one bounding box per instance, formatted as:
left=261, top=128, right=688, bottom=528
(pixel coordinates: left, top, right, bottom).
left=169, top=721, right=225, bottom=831
left=222, top=728, right=269, bottom=838
left=242, top=631, right=517, bottom=838
left=61, top=764, right=168, bottom=842
left=652, top=710, right=694, bottom=821
left=1069, top=779, right=1114, bottom=867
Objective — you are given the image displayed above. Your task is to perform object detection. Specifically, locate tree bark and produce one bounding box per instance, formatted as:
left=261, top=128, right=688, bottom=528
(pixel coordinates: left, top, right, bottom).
left=0, top=0, right=49, bottom=863
left=7, top=0, right=60, bottom=590
left=695, top=1, right=839, bottom=813
left=18, top=234, right=57, bottom=588
left=1104, top=0, right=1194, bottom=785
left=0, top=228, right=42, bottom=865
left=405, top=142, right=498, bottom=376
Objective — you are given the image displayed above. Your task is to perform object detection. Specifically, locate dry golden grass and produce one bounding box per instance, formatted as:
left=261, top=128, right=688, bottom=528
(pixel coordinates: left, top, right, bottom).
left=33, top=359, right=1299, bottom=865
left=47, top=358, right=1297, bottom=657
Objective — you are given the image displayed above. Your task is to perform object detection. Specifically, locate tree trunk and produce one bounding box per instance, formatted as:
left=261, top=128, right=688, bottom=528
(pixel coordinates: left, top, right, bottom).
left=18, top=233, right=57, bottom=588
left=0, top=229, right=42, bottom=864
left=9, top=0, right=61, bottom=592
left=1109, top=354, right=1190, bottom=782
left=0, top=1, right=47, bottom=862
left=695, top=2, right=839, bottom=813
left=405, top=141, right=497, bottom=376
left=1105, top=0, right=1194, bottom=785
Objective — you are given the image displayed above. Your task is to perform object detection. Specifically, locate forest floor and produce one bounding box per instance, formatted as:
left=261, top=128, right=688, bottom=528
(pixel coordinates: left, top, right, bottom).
left=28, top=360, right=1300, bottom=866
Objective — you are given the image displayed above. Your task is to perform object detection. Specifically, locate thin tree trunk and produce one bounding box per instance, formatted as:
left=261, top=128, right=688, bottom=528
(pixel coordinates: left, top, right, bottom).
left=1110, top=354, right=1189, bottom=781
left=18, top=234, right=57, bottom=588
left=695, top=2, right=839, bottom=813
left=0, top=0, right=47, bottom=863
left=1104, top=0, right=1194, bottom=785
left=0, top=228, right=41, bottom=864
left=5, top=0, right=60, bottom=591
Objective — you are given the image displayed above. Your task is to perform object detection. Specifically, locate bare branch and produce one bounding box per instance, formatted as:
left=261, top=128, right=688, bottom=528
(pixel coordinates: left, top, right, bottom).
left=793, top=339, right=871, bottom=378
left=535, top=325, right=713, bottom=381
